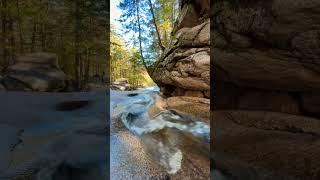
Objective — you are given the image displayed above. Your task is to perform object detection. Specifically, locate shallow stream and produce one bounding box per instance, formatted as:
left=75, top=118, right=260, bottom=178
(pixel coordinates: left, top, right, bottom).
left=110, top=86, right=210, bottom=179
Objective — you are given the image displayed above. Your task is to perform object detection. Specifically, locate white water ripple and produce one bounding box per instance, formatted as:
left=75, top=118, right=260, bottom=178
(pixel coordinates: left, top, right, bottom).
left=112, top=87, right=210, bottom=174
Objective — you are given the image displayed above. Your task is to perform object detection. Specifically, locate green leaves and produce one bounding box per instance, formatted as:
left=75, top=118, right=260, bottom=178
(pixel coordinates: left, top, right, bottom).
left=110, top=25, right=151, bottom=86
left=0, top=0, right=108, bottom=84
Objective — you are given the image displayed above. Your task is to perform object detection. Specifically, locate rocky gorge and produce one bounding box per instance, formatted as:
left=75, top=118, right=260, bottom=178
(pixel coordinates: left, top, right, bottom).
left=152, top=0, right=320, bottom=179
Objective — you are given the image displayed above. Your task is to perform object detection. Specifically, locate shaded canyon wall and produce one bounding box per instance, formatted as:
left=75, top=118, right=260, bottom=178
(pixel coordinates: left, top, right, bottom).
left=212, top=0, right=320, bottom=179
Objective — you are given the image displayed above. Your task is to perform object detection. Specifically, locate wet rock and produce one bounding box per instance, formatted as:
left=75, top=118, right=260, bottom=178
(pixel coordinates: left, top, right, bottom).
left=111, top=89, right=210, bottom=179
left=148, top=95, right=168, bottom=118
left=166, top=96, right=210, bottom=121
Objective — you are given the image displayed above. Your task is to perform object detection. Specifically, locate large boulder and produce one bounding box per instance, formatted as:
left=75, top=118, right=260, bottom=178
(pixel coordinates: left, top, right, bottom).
left=212, top=0, right=320, bottom=114
left=2, top=53, right=66, bottom=91
left=151, top=0, right=210, bottom=124
left=152, top=0, right=210, bottom=99
left=212, top=0, right=320, bottom=95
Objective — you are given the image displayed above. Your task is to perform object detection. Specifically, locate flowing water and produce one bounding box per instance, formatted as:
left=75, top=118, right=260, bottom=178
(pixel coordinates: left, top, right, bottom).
left=110, top=86, right=210, bottom=179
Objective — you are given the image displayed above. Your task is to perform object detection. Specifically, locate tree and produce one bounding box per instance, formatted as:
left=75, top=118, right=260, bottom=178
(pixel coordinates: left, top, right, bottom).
left=118, top=0, right=179, bottom=73
left=110, top=24, right=152, bottom=87
left=147, top=0, right=165, bottom=52
left=0, top=0, right=108, bottom=88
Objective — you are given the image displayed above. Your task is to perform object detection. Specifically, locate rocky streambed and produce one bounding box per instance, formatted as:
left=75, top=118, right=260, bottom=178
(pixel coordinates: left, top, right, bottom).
left=0, top=87, right=211, bottom=179
left=110, top=87, right=210, bottom=179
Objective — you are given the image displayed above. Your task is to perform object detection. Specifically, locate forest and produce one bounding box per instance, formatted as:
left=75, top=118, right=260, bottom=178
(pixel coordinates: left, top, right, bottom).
left=0, top=0, right=180, bottom=89
left=110, top=0, right=179, bottom=87
left=0, top=0, right=108, bottom=89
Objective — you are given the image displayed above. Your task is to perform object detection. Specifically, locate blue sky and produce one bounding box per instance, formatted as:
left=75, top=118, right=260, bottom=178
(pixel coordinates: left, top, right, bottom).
left=110, top=0, right=122, bottom=30
left=110, top=0, right=156, bottom=60
left=110, top=0, right=135, bottom=46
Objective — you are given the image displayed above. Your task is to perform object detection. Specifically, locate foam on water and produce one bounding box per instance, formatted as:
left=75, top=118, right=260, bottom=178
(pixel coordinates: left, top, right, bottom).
left=111, top=86, right=210, bottom=174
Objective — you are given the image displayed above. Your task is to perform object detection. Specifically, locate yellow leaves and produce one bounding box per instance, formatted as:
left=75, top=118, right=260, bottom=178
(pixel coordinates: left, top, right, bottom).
left=159, top=20, right=172, bottom=32
left=158, top=20, right=172, bottom=47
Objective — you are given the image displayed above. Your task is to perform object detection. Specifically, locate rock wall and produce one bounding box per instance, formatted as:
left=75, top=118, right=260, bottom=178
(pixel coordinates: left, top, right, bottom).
left=212, top=0, right=320, bottom=117
left=152, top=0, right=210, bottom=99
left=212, top=0, right=320, bottom=179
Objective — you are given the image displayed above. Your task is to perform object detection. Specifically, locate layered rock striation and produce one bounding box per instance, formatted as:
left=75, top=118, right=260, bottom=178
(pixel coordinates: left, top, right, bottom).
left=212, top=0, right=320, bottom=179
left=152, top=0, right=210, bottom=99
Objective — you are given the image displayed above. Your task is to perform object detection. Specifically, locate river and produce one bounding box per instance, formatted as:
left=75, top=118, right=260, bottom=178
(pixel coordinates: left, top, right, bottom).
left=110, top=86, right=210, bottom=179
left=0, top=88, right=211, bottom=179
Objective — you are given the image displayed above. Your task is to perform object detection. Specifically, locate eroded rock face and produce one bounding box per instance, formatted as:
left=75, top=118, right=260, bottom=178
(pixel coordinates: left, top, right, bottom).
left=152, top=0, right=210, bottom=98
left=213, top=0, right=320, bottom=99
left=166, top=96, right=210, bottom=121
left=213, top=110, right=320, bottom=180
left=212, top=0, right=320, bottom=179
left=2, top=53, right=66, bottom=91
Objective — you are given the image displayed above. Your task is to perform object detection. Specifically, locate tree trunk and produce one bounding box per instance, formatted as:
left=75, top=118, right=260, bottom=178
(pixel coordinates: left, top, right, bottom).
left=40, top=0, right=49, bottom=51
left=148, top=0, right=165, bottom=52
left=8, top=15, right=15, bottom=63
left=80, top=54, right=84, bottom=85
left=1, top=0, right=8, bottom=68
left=31, top=20, right=37, bottom=52
left=84, top=47, right=90, bottom=85
left=74, top=0, right=81, bottom=89
left=172, top=0, right=175, bottom=28
left=41, top=23, right=47, bottom=51
left=135, top=0, right=148, bottom=73
left=16, top=0, right=24, bottom=54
